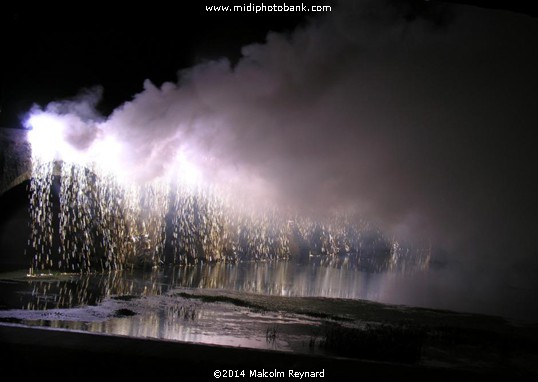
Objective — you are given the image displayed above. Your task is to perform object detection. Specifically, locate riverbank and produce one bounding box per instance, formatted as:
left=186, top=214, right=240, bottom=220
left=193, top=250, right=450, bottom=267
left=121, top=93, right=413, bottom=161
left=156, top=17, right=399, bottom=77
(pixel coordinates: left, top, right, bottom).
left=1, top=270, right=537, bottom=379
left=0, top=324, right=507, bottom=380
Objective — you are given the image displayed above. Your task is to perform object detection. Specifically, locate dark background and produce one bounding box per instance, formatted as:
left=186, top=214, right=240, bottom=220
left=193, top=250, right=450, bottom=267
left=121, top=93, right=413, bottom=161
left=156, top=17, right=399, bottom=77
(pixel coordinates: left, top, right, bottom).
left=1, top=1, right=535, bottom=128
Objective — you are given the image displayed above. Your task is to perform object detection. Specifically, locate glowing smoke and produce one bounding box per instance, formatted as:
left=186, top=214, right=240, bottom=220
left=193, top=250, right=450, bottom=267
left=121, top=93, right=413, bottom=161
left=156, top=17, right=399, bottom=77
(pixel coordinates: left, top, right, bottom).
left=24, top=1, right=538, bottom=318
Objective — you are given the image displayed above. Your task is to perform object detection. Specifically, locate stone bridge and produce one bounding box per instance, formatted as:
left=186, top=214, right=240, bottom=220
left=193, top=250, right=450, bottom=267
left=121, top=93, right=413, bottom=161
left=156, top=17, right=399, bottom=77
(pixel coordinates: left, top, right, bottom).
left=0, top=128, right=34, bottom=270
left=0, top=128, right=32, bottom=196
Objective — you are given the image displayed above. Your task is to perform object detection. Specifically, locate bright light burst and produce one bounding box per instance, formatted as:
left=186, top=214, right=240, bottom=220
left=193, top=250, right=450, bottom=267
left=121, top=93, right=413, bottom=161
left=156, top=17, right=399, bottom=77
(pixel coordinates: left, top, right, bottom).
left=24, top=110, right=430, bottom=275
left=89, top=135, right=125, bottom=178
left=27, top=111, right=132, bottom=182
left=172, top=151, right=203, bottom=187
left=26, top=113, right=70, bottom=162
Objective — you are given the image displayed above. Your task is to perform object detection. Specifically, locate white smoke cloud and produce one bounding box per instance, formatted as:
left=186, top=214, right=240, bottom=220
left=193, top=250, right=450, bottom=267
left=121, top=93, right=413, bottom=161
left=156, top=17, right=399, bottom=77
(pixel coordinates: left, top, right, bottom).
left=25, top=0, right=538, bottom=318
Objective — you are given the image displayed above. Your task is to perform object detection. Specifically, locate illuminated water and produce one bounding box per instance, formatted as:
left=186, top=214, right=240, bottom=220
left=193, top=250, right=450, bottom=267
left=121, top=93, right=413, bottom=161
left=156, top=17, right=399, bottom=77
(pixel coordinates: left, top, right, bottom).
left=0, top=261, right=396, bottom=354
left=1, top=260, right=530, bottom=368
left=0, top=261, right=393, bottom=310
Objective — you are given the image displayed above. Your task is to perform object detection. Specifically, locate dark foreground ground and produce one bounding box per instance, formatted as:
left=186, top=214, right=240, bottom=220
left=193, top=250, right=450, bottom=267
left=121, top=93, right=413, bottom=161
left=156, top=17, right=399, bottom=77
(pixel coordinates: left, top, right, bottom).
left=0, top=324, right=534, bottom=380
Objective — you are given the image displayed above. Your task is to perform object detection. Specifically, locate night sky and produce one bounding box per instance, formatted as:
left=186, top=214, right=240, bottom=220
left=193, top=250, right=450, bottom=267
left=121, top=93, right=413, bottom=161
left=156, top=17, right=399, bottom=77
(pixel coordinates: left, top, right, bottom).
left=1, top=3, right=312, bottom=125
left=1, top=0, right=537, bottom=319
left=2, top=1, right=535, bottom=126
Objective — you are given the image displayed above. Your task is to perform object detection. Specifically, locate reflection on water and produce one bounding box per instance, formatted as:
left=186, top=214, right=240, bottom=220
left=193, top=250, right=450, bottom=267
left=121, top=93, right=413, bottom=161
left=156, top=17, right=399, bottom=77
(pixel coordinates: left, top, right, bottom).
left=4, top=261, right=495, bottom=356
left=0, top=259, right=394, bottom=353
left=1, top=291, right=326, bottom=353
left=172, top=261, right=386, bottom=300
left=0, top=260, right=389, bottom=310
